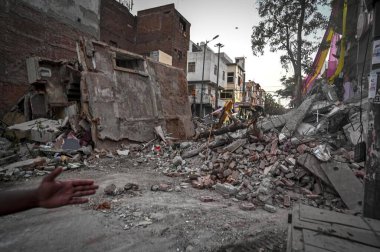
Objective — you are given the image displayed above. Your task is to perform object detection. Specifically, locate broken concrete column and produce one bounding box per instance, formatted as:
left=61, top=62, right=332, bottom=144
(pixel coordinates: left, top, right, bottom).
left=280, top=95, right=316, bottom=139
left=257, top=111, right=295, bottom=133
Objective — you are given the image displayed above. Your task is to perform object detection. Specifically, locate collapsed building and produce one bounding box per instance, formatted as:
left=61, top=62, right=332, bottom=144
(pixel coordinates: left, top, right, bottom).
left=0, top=0, right=191, bottom=115
left=0, top=0, right=194, bottom=148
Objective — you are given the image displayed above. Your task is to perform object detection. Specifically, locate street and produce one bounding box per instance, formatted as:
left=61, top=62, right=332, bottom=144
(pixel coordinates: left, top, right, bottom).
left=0, top=157, right=287, bottom=252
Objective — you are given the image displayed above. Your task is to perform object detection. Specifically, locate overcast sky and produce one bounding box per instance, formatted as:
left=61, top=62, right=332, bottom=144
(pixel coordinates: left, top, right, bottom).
left=132, top=0, right=289, bottom=94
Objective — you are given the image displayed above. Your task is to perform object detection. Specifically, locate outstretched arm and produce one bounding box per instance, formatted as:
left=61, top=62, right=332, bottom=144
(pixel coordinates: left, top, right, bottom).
left=0, top=167, right=98, bottom=216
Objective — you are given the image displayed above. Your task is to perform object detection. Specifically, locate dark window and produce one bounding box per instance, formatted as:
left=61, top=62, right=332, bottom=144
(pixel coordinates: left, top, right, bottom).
left=179, top=18, right=187, bottom=37
left=214, top=65, right=217, bottom=75
left=179, top=18, right=187, bottom=32
left=227, top=72, right=234, bottom=83
left=188, top=62, right=195, bottom=72
left=116, top=57, right=140, bottom=69
left=222, top=71, right=225, bottom=80
left=113, top=51, right=147, bottom=76
left=220, top=90, right=233, bottom=99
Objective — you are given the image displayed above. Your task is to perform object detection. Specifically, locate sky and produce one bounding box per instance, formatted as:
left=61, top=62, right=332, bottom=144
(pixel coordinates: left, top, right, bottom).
left=132, top=0, right=291, bottom=98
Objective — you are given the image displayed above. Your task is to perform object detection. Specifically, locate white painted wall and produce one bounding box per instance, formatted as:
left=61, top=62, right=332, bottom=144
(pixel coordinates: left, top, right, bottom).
left=187, top=41, right=228, bottom=88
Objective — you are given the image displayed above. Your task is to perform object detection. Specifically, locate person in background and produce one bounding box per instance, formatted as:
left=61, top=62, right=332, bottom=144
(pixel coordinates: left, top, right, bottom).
left=0, top=167, right=98, bottom=216
left=343, top=74, right=354, bottom=101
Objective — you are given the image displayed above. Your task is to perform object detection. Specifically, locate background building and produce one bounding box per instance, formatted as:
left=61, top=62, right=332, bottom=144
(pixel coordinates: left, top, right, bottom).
left=244, top=81, right=266, bottom=107
left=220, top=57, right=246, bottom=105
left=187, top=41, right=232, bottom=116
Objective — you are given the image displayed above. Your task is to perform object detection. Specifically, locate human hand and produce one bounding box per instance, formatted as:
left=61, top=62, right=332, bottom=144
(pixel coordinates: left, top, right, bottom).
left=37, top=167, right=98, bottom=208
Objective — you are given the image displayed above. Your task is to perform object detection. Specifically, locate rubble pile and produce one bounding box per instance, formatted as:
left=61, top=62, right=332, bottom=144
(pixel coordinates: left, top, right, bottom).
left=0, top=118, right=93, bottom=181
left=144, top=92, right=367, bottom=213
left=0, top=69, right=367, bottom=215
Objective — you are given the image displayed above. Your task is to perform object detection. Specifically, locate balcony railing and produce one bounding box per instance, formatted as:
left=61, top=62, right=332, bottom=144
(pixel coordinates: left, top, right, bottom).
left=188, top=93, right=212, bottom=104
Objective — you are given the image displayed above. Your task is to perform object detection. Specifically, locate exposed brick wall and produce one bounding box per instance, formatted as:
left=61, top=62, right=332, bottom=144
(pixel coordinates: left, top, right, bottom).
left=99, top=0, right=136, bottom=50
left=100, top=3, right=190, bottom=71
left=135, top=4, right=190, bottom=71
left=0, top=0, right=190, bottom=117
left=0, top=1, right=96, bottom=116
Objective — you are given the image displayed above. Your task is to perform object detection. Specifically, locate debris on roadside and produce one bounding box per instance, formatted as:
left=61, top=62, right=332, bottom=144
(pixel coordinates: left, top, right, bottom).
left=0, top=40, right=367, bottom=215
left=120, top=91, right=367, bottom=214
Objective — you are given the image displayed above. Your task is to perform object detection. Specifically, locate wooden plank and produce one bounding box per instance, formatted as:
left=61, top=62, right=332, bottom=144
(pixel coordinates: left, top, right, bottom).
left=304, top=244, right=330, bottom=252
left=297, top=153, right=333, bottom=187
left=303, top=229, right=380, bottom=252
left=320, top=161, right=363, bottom=211
left=286, top=218, right=293, bottom=252
left=290, top=205, right=305, bottom=252
left=299, top=204, right=380, bottom=232
left=292, top=229, right=304, bottom=252
left=293, top=218, right=380, bottom=248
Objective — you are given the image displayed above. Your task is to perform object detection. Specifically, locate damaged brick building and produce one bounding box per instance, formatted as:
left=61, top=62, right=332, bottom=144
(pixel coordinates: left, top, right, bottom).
left=0, top=0, right=100, bottom=116
left=0, top=0, right=194, bottom=145
left=0, top=0, right=190, bottom=116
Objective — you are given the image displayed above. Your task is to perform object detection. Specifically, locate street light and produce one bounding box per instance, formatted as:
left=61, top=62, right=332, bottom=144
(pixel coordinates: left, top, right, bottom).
left=199, top=34, right=219, bottom=117
left=215, top=43, right=224, bottom=110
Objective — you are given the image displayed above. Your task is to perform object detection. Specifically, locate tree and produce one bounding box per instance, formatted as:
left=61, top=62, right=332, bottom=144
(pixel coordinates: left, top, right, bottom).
left=264, top=93, right=286, bottom=115
left=251, top=0, right=330, bottom=106
left=276, top=75, right=296, bottom=107
left=276, top=75, right=296, bottom=98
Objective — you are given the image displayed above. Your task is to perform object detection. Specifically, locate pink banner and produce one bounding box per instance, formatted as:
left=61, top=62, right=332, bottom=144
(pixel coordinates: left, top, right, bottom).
left=326, top=34, right=339, bottom=79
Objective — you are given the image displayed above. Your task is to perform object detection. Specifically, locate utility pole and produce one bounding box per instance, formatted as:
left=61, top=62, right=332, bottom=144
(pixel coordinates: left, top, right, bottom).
left=364, top=0, right=380, bottom=219
left=242, top=71, right=246, bottom=102
left=215, top=43, right=224, bottom=110
left=199, top=35, right=219, bottom=117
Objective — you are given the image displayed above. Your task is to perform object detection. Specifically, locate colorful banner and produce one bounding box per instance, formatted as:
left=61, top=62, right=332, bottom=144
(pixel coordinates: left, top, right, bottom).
left=302, top=0, right=347, bottom=93
left=326, top=33, right=340, bottom=79
left=302, top=28, right=334, bottom=93
left=328, top=0, right=347, bottom=84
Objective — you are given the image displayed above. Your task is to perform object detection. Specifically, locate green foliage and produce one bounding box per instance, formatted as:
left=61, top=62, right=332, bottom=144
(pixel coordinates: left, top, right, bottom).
left=264, top=93, right=286, bottom=115
left=251, top=0, right=330, bottom=104
left=276, top=75, right=296, bottom=99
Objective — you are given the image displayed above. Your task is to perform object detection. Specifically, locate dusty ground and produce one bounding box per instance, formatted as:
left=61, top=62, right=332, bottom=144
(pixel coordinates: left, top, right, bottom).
left=0, top=156, right=288, bottom=252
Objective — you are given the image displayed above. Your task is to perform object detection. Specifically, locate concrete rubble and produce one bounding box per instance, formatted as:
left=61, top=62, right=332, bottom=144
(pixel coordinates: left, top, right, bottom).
left=0, top=38, right=194, bottom=181
left=0, top=40, right=367, bottom=216
left=96, top=88, right=364, bottom=214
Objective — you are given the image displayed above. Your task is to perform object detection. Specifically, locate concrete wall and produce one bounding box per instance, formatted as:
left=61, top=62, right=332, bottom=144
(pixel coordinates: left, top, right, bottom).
left=0, top=0, right=100, bottom=116
left=81, top=41, right=194, bottom=148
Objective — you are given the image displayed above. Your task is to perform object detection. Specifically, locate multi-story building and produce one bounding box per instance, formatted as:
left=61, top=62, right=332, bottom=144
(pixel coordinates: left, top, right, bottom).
left=244, top=81, right=266, bottom=107
left=0, top=0, right=101, bottom=116
left=220, top=57, right=246, bottom=105
left=187, top=41, right=232, bottom=116
left=134, top=4, right=190, bottom=71
left=100, top=1, right=191, bottom=70
left=0, top=0, right=191, bottom=116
